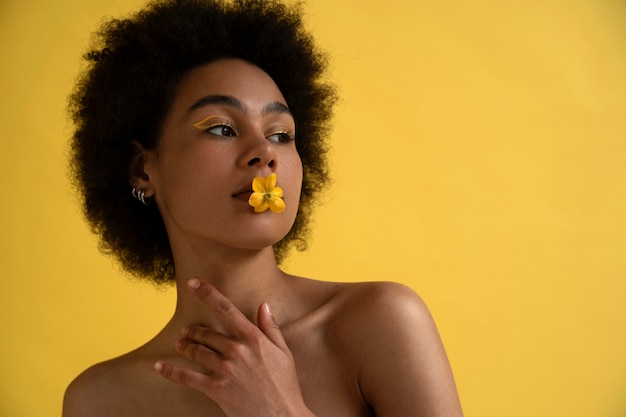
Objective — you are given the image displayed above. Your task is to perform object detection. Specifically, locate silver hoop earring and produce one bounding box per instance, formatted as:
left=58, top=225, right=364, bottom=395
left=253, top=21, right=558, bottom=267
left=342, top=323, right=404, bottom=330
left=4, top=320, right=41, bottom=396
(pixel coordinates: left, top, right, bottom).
left=132, top=187, right=151, bottom=205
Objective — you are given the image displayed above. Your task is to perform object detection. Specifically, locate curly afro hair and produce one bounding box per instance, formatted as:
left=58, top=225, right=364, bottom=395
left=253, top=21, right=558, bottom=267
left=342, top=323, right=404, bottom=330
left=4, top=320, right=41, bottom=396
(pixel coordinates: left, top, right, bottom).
left=68, top=0, right=337, bottom=285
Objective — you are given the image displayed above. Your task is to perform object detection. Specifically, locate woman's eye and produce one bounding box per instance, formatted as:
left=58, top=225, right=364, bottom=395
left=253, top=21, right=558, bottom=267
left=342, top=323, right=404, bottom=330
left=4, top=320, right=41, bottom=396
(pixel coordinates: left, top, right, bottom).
left=206, top=124, right=236, bottom=137
left=267, top=131, right=295, bottom=144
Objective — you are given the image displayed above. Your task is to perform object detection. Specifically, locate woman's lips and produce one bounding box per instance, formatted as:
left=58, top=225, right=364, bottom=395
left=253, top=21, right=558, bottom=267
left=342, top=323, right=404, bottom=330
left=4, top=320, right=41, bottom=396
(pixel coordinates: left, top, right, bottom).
left=232, top=190, right=253, bottom=202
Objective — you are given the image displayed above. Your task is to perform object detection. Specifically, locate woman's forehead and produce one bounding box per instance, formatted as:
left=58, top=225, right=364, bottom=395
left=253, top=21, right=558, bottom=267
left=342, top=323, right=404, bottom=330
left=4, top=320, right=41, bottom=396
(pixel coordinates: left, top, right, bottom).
left=173, top=59, right=288, bottom=112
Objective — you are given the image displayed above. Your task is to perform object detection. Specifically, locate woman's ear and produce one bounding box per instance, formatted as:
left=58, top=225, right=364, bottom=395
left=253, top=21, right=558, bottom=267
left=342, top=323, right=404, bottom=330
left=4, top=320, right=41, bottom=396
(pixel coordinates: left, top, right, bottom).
left=128, top=140, right=156, bottom=197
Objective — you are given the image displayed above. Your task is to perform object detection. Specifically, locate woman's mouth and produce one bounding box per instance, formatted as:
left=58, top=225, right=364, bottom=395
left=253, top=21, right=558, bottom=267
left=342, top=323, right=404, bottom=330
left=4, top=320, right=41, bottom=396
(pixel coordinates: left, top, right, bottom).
left=232, top=190, right=253, bottom=202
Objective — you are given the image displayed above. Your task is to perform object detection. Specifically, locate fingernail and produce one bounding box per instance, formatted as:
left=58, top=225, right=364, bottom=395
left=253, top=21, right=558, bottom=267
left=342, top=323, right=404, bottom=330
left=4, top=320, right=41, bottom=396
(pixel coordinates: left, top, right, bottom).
left=264, top=303, right=273, bottom=316
left=188, top=278, right=201, bottom=289
left=154, top=362, right=163, bottom=372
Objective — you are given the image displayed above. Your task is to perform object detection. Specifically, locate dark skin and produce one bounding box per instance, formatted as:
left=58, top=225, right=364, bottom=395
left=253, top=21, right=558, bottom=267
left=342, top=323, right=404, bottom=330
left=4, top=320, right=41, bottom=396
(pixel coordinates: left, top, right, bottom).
left=63, top=60, right=463, bottom=417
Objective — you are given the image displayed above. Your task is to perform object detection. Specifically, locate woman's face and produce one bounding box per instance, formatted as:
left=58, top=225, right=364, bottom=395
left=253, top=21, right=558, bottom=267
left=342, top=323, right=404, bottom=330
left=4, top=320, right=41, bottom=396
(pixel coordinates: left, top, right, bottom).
left=142, top=59, right=302, bottom=254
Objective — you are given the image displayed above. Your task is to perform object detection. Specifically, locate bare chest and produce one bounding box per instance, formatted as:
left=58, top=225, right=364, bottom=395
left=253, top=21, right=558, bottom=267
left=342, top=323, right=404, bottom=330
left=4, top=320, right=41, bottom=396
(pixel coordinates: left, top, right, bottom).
left=285, top=324, right=372, bottom=417
left=113, top=335, right=370, bottom=417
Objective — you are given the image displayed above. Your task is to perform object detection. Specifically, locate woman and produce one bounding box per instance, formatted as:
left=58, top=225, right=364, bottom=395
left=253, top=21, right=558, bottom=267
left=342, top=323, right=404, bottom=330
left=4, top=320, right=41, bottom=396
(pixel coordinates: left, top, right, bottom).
left=63, top=0, right=463, bottom=416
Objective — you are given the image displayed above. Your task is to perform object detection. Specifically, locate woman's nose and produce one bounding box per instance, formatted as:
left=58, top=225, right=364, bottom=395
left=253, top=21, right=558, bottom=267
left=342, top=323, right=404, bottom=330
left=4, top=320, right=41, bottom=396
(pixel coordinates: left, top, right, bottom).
left=247, top=156, right=276, bottom=168
left=239, top=134, right=277, bottom=169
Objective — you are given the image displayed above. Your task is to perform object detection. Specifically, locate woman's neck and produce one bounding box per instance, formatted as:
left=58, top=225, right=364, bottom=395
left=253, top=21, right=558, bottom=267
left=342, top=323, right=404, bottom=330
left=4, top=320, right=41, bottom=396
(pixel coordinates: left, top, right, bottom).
left=168, top=244, right=289, bottom=329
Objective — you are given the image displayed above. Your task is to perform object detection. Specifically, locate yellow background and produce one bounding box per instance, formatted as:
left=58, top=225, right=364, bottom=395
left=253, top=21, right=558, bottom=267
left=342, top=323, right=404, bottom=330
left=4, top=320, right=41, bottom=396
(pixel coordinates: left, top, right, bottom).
left=1, top=0, right=625, bottom=416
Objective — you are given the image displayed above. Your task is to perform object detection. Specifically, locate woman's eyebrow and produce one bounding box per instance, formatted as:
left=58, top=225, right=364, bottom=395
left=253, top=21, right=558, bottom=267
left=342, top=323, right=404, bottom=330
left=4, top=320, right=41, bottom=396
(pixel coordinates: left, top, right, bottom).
left=262, top=101, right=292, bottom=117
left=188, top=94, right=244, bottom=113
left=188, top=94, right=292, bottom=117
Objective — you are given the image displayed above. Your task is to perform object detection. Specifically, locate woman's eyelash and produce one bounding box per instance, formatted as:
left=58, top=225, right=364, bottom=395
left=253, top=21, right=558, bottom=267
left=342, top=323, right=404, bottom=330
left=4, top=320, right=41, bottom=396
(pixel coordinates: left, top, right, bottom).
left=267, top=131, right=295, bottom=143
left=192, top=116, right=293, bottom=142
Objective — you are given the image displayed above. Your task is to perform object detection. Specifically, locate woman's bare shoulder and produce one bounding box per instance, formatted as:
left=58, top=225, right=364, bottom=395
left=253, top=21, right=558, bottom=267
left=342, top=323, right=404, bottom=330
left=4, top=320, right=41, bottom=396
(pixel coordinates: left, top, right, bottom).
left=64, top=354, right=134, bottom=416
left=63, top=350, right=166, bottom=417
left=329, top=280, right=445, bottom=362
left=326, top=280, right=464, bottom=416
left=330, top=280, right=431, bottom=326
left=299, top=280, right=432, bottom=355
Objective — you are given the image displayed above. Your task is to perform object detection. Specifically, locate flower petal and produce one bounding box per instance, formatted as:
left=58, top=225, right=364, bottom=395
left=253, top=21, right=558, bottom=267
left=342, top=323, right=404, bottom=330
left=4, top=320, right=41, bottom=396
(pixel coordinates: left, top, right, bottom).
left=265, top=173, right=277, bottom=190
left=269, top=196, right=286, bottom=213
left=248, top=192, right=265, bottom=208
left=252, top=177, right=266, bottom=193
left=271, top=186, right=283, bottom=198
left=254, top=200, right=270, bottom=213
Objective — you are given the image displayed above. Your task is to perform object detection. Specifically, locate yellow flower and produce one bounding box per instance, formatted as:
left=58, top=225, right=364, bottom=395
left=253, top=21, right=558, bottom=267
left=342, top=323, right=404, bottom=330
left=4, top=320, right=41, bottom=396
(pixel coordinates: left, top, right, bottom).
left=248, top=173, right=286, bottom=213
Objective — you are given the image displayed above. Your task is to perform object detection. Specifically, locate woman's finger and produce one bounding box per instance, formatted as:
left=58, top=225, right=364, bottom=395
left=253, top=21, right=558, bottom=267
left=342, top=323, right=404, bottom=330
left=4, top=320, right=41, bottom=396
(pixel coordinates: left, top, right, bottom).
left=153, top=361, right=216, bottom=398
left=179, top=325, right=236, bottom=356
left=257, top=303, right=289, bottom=352
left=174, top=333, right=223, bottom=367
left=187, top=279, right=254, bottom=338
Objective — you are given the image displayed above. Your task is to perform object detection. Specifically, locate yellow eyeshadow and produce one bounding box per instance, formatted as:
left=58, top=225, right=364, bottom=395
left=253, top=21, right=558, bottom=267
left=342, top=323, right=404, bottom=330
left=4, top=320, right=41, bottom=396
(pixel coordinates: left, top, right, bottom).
left=192, top=115, right=220, bottom=130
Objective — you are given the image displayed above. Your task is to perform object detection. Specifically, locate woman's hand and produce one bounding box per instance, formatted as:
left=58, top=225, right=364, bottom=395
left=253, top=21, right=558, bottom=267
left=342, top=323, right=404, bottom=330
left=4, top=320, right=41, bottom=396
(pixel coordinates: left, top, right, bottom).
left=154, top=279, right=314, bottom=417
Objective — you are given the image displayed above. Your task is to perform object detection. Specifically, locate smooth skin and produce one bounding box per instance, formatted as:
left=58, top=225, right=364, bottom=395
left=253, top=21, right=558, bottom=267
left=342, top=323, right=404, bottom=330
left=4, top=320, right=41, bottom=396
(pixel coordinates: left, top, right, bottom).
left=63, top=59, right=463, bottom=417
